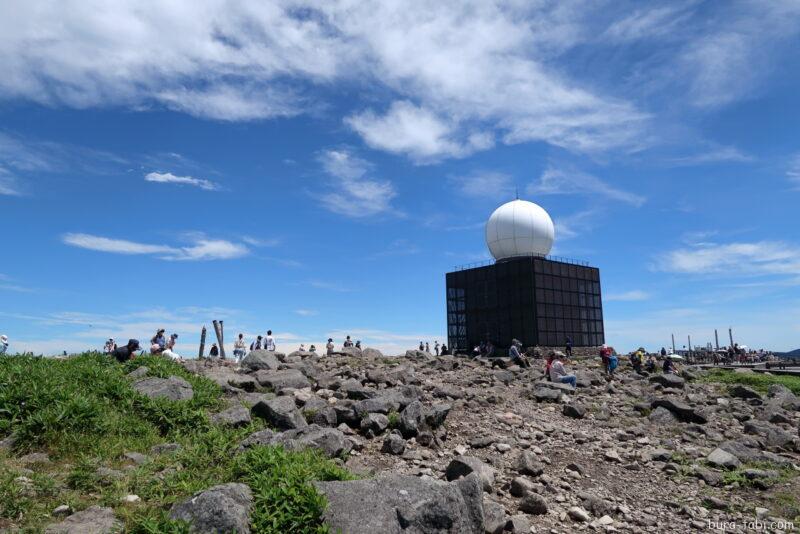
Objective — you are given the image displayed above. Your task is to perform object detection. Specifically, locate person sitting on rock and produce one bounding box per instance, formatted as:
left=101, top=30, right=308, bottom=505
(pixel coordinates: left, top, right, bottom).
left=509, top=339, right=530, bottom=368
left=150, top=329, right=166, bottom=354
left=355, top=340, right=362, bottom=349
left=265, top=330, right=276, bottom=351
left=161, top=333, right=182, bottom=361
left=440, top=344, right=449, bottom=355
left=250, top=335, right=263, bottom=351
left=326, top=338, right=335, bottom=355
left=233, top=333, right=247, bottom=362
left=548, top=352, right=576, bottom=387
left=309, top=344, right=317, bottom=353
left=209, top=343, right=219, bottom=359
left=645, top=354, right=657, bottom=373
left=112, top=339, right=140, bottom=363
left=344, top=336, right=354, bottom=348
left=663, top=355, right=676, bottom=374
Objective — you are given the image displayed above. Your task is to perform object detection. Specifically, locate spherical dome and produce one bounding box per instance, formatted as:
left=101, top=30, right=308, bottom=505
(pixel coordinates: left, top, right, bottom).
left=485, top=199, right=555, bottom=260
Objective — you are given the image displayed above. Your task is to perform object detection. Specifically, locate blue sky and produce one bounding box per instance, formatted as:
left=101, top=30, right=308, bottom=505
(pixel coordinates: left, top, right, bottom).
left=1, top=1, right=799, bottom=355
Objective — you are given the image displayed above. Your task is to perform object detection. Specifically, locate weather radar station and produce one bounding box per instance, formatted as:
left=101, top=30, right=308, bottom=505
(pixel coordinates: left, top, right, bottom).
left=446, top=198, right=605, bottom=353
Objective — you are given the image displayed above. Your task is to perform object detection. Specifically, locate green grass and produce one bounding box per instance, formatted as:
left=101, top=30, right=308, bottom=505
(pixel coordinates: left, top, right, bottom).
left=0, top=352, right=354, bottom=532
left=698, top=369, right=800, bottom=395
left=719, top=462, right=797, bottom=488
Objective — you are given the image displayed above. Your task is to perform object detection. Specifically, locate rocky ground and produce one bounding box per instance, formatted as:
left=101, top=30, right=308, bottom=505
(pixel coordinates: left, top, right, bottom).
left=7, top=348, right=799, bottom=533
left=181, top=348, right=800, bottom=533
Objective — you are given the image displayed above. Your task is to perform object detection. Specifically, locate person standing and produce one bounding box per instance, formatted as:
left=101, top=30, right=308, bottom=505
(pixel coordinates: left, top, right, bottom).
left=419, top=341, right=425, bottom=351
left=425, top=342, right=430, bottom=353
left=326, top=338, right=335, bottom=355
left=162, top=334, right=182, bottom=361
left=112, top=339, right=140, bottom=363
left=434, top=341, right=440, bottom=356
left=565, top=336, right=573, bottom=358
left=233, top=333, right=247, bottom=362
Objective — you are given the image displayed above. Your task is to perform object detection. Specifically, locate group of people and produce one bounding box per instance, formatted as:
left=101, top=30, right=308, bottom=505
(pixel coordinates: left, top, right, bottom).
left=418, top=340, right=449, bottom=356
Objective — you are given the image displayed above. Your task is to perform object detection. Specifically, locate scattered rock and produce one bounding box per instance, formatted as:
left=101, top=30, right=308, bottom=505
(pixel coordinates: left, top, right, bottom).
left=133, top=376, right=193, bottom=401
left=446, top=456, right=496, bottom=493
left=240, top=350, right=281, bottom=371
left=562, top=403, right=586, bottom=419
left=568, top=506, right=590, bottom=522
left=45, top=506, right=122, bottom=534
left=382, top=432, right=406, bottom=455
left=518, top=492, right=548, bottom=515
left=707, top=448, right=740, bottom=469
left=252, top=396, right=308, bottom=430
left=170, top=483, right=252, bottom=534
left=211, top=406, right=252, bottom=428
left=648, top=374, right=685, bottom=389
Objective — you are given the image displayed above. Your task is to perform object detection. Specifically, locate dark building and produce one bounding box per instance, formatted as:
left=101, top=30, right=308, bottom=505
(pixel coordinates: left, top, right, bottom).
left=446, top=256, right=604, bottom=352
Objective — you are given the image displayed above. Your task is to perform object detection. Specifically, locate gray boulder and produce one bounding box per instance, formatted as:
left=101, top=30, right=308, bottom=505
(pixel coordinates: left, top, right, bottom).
left=743, top=420, right=797, bottom=450
left=382, top=432, right=406, bottom=455
left=315, top=473, right=484, bottom=534
left=650, top=399, right=707, bottom=424
left=729, top=385, right=761, bottom=400
left=707, top=447, right=740, bottom=469
left=241, top=350, right=281, bottom=371
left=252, top=396, right=308, bottom=430
left=45, top=506, right=121, bottom=534
left=360, top=413, right=390, bottom=435
left=211, top=406, right=252, bottom=428
left=425, top=403, right=452, bottom=428
left=532, top=387, right=562, bottom=403
left=127, top=366, right=149, bottom=379
left=353, top=397, right=399, bottom=417
left=133, top=376, right=193, bottom=401
left=268, top=425, right=352, bottom=458
left=767, top=384, right=800, bottom=410
left=254, top=369, right=311, bottom=391
left=562, top=403, right=586, bottom=419
left=517, top=451, right=544, bottom=477
left=445, top=456, right=496, bottom=492
left=362, top=347, right=384, bottom=359
left=404, top=349, right=435, bottom=361
left=648, top=406, right=679, bottom=425
left=170, top=483, right=252, bottom=533
left=340, top=379, right=377, bottom=400
left=648, top=374, right=685, bottom=389
left=400, top=400, right=425, bottom=438
left=518, top=492, right=548, bottom=515
left=483, top=500, right=507, bottom=534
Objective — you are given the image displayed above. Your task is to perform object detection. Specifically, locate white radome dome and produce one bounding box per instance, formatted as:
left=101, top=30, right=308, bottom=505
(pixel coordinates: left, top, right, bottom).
left=485, top=199, right=555, bottom=261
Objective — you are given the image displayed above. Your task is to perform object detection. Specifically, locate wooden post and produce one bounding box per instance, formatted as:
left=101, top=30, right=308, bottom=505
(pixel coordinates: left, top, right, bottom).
left=728, top=327, right=734, bottom=348
left=199, top=326, right=207, bottom=359
left=220, top=320, right=226, bottom=360
left=714, top=329, right=719, bottom=351
left=671, top=333, right=676, bottom=354
left=212, top=320, right=226, bottom=360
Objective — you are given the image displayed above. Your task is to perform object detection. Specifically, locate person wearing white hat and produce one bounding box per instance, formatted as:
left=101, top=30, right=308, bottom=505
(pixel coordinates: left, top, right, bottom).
left=0, top=335, right=7, bottom=355
left=103, top=338, right=116, bottom=354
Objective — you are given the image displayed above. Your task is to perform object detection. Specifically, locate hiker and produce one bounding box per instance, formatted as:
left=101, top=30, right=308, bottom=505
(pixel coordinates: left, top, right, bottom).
left=355, top=340, right=362, bottom=349
left=343, top=336, right=354, bottom=348
left=162, top=333, right=182, bottom=361
left=103, top=338, right=116, bottom=354
left=600, top=344, right=612, bottom=374
left=233, top=333, right=247, bottom=362
left=209, top=343, right=219, bottom=359
left=485, top=340, right=495, bottom=357
left=645, top=354, right=657, bottom=373
left=663, top=355, right=676, bottom=374
left=425, top=342, right=430, bottom=353
left=660, top=347, right=667, bottom=357
left=630, top=348, right=644, bottom=374
left=434, top=341, right=440, bottom=356
left=419, top=341, right=425, bottom=351
left=509, top=339, right=530, bottom=367
left=565, top=336, right=573, bottom=358
left=250, top=335, right=263, bottom=351
left=326, top=338, right=335, bottom=355
left=440, top=344, right=449, bottom=355
left=299, top=343, right=306, bottom=352
left=150, top=329, right=166, bottom=354
left=0, top=335, right=7, bottom=355
left=548, top=352, right=577, bottom=387
left=112, top=339, right=140, bottom=363
left=265, top=330, right=276, bottom=351
left=309, top=345, right=317, bottom=353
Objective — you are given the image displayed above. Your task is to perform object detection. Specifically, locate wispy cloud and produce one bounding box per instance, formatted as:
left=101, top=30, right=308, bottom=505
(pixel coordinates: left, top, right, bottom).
left=62, top=232, right=250, bottom=261
left=528, top=167, right=646, bottom=207
left=669, top=145, right=753, bottom=166
left=367, top=238, right=421, bottom=259
left=656, top=241, right=800, bottom=277
left=316, top=149, right=397, bottom=218
left=0, top=273, right=36, bottom=293
left=553, top=209, right=601, bottom=240
left=448, top=171, right=514, bottom=201
left=787, top=153, right=800, bottom=189
left=0, top=166, right=24, bottom=196
left=305, top=279, right=352, bottom=293
left=294, top=309, right=318, bottom=317
left=145, top=171, right=220, bottom=191
left=346, top=101, right=493, bottom=163
left=605, top=290, right=651, bottom=302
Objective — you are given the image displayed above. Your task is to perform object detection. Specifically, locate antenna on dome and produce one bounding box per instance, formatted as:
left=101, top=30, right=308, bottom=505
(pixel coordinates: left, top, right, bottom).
left=515, top=187, right=519, bottom=200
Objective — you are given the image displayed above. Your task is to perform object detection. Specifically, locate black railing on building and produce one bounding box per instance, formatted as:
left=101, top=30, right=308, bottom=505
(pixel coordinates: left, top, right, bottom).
left=453, top=253, right=590, bottom=271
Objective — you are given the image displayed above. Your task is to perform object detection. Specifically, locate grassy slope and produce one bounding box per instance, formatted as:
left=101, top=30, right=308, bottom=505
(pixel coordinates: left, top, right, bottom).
left=0, top=353, right=352, bottom=533
left=698, top=369, right=800, bottom=395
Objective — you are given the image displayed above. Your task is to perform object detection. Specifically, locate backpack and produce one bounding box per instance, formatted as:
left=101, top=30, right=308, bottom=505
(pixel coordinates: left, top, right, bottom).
left=609, top=355, right=618, bottom=371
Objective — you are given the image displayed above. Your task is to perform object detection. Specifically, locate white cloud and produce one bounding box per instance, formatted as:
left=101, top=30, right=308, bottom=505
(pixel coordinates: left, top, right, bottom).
left=0, top=166, right=24, bottom=196
left=145, top=171, right=219, bottom=191
left=346, top=101, right=493, bottom=162
left=602, top=4, right=693, bottom=42
left=316, top=149, right=397, bottom=218
left=787, top=154, right=800, bottom=188
left=553, top=209, right=600, bottom=240
left=528, top=167, right=646, bottom=207
left=605, top=290, right=651, bottom=302
left=657, top=241, right=800, bottom=276
left=62, top=232, right=249, bottom=261
left=305, top=279, right=351, bottom=293
left=669, top=145, right=753, bottom=166
left=449, top=171, right=514, bottom=200
left=294, top=309, right=318, bottom=317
